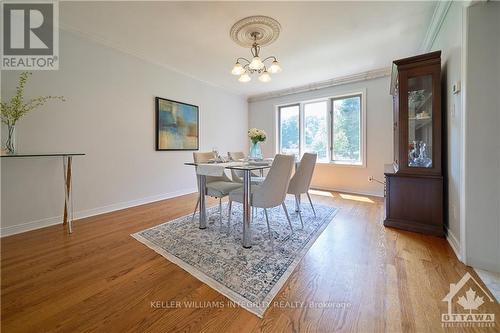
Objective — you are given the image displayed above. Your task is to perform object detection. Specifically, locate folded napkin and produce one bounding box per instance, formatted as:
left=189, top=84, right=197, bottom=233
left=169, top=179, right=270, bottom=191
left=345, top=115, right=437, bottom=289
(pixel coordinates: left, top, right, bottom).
left=196, top=164, right=225, bottom=176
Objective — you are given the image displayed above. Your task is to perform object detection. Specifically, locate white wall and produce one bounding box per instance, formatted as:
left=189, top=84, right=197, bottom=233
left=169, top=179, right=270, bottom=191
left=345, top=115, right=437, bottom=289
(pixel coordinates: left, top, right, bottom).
left=464, top=2, right=500, bottom=273
left=427, top=1, right=500, bottom=273
left=1, top=29, right=248, bottom=236
left=248, top=76, right=393, bottom=197
left=430, top=1, right=464, bottom=259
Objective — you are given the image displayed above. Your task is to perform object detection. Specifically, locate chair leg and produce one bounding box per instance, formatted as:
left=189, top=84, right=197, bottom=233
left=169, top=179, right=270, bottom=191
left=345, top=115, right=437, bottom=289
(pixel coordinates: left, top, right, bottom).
left=281, top=203, right=293, bottom=232
left=295, top=195, right=304, bottom=229
left=306, top=192, right=316, bottom=216
left=264, top=208, right=272, bottom=240
left=191, top=198, right=200, bottom=223
left=227, top=200, right=232, bottom=235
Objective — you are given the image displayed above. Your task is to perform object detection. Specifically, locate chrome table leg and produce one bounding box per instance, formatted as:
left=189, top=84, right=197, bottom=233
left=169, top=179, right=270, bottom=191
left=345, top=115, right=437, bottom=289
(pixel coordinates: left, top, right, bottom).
left=197, top=174, right=207, bottom=229
left=242, top=169, right=252, bottom=248
left=227, top=199, right=232, bottom=235
left=219, top=198, right=223, bottom=230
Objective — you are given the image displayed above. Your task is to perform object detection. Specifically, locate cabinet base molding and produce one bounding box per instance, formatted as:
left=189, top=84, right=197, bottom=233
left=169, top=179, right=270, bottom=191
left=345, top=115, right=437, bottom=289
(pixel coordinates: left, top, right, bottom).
left=384, top=218, right=444, bottom=237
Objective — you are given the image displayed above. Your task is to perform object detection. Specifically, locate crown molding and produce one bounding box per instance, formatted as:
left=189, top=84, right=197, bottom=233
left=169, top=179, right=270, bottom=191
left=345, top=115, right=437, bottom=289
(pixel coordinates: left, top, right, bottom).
left=461, top=0, right=489, bottom=8
left=58, top=22, right=244, bottom=97
left=421, top=1, right=453, bottom=52
left=247, top=67, right=391, bottom=103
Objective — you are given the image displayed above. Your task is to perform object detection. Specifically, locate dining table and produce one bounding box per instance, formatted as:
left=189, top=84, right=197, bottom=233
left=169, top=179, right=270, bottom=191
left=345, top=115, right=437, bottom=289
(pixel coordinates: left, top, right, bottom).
left=185, top=160, right=272, bottom=248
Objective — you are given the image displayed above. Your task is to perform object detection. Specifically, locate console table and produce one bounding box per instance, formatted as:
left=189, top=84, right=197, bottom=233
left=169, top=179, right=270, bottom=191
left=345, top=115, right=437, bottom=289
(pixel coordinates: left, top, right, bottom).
left=1, top=153, right=85, bottom=234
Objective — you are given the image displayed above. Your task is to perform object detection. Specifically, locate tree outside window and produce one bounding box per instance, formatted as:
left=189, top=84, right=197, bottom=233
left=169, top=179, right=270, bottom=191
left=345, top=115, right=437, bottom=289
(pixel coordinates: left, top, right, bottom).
left=279, top=105, right=299, bottom=157
left=278, top=93, right=364, bottom=166
left=332, top=95, right=361, bottom=163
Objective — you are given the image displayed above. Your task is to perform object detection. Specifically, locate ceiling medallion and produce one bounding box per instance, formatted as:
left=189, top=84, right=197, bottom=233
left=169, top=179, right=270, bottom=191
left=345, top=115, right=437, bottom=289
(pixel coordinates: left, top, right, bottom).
left=230, top=16, right=282, bottom=83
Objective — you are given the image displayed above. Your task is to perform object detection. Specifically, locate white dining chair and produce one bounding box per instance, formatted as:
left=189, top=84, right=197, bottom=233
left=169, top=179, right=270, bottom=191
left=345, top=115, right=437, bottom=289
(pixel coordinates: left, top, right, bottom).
left=191, top=152, right=242, bottom=225
left=228, top=151, right=245, bottom=161
left=227, top=151, right=265, bottom=184
left=228, top=154, right=295, bottom=240
left=287, top=152, right=318, bottom=227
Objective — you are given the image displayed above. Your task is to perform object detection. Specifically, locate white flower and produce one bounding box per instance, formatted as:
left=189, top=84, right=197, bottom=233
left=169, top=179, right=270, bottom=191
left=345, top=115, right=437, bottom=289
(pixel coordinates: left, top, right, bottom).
left=248, top=128, right=267, bottom=143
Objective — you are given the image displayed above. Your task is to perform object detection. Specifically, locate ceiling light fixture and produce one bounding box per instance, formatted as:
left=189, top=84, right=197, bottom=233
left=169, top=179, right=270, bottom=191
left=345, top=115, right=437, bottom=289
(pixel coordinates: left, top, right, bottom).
left=230, top=16, right=282, bottom=83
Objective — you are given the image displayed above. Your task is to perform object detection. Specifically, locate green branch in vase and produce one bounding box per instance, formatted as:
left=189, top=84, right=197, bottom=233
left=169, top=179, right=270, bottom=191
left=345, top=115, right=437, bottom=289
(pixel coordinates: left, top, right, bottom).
left=0, top=72, right=65, bottom=127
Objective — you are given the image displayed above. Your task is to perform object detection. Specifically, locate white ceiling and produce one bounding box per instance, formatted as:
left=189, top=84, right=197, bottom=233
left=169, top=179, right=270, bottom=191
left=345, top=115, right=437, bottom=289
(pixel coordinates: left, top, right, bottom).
left=60, top=1, right=437, bottom=97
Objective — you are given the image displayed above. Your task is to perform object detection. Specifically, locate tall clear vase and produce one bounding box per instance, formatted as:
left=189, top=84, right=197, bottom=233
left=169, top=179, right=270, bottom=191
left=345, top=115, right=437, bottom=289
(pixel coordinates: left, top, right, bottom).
left=5, top=125, right=16, bottom=155
left=249, top=141, right=262, bottom=160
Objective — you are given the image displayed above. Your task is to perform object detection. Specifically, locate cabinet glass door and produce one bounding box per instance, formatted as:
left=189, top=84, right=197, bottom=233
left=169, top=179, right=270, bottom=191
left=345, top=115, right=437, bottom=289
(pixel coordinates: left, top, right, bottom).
left=407, top=74, right=433, bottom=168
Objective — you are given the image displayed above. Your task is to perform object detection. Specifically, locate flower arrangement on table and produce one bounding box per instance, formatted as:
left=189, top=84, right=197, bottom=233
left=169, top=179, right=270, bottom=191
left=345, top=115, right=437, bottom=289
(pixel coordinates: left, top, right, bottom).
left=248, top=128, right=267, bottom=144
left=248, top=128, right=267, bottom=159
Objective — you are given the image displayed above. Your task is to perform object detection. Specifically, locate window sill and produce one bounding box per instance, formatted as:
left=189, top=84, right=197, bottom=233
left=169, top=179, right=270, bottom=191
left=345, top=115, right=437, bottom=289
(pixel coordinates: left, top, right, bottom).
left=316, top=161, right=366, bottom=168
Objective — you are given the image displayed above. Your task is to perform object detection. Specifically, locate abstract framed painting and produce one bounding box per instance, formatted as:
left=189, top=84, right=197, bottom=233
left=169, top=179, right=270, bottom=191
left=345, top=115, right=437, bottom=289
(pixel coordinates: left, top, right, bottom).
left=155, top=97, right=199, bottom=151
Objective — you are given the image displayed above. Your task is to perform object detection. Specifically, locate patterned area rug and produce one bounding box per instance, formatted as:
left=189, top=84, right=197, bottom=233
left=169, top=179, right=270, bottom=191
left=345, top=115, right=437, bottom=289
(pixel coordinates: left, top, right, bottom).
left=132, top=198, right=338, bottom=317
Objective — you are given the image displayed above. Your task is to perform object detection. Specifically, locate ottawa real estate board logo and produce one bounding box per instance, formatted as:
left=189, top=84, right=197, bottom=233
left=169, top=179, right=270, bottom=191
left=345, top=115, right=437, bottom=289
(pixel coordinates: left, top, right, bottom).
left=1, top=1, right=59, bottom=70
left=442, top=272, right=496, bottom=328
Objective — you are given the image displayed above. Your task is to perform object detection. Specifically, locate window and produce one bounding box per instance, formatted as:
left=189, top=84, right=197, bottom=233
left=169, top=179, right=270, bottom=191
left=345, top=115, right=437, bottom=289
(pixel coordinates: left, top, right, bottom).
left=278, top=93, right=365, bottom=166
left=332, top=95, right=362, bottom=164
left=278, top=104, right=300, bottom=156
left=304, top=101, right=329, bottom=162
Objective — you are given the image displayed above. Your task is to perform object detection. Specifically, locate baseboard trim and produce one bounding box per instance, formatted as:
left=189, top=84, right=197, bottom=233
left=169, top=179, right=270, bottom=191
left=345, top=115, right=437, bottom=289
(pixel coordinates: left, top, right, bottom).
left=384, top=218, right=444, bottom=237
left=0, top=215, right=64, bottom=238
left=473, top=268, right=500, bottom=303
left=0, top=187, right=197, bottom=238
left=445, top=227, right=462, bottom=262
left=1, top=184, right=382, bottom=237
left=75, top=188, right=197, bottom=221
left=310, top=185, right=384, bottom=198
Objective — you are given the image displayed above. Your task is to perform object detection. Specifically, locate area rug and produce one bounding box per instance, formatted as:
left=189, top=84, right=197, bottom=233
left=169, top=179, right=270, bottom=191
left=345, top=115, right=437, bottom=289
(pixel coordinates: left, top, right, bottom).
left=132, top=198, right=338, bottom=317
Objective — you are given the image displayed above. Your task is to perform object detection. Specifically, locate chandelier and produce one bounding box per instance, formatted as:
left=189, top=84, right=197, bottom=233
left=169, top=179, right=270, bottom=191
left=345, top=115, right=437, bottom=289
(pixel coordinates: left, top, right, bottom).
left=229, top=16, right=282, bottom=83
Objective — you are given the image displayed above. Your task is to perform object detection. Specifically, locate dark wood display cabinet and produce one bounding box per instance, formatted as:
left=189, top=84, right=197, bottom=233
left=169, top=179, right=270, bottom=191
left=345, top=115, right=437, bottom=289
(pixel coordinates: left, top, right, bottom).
left=384, top=51, right=444, bottom=237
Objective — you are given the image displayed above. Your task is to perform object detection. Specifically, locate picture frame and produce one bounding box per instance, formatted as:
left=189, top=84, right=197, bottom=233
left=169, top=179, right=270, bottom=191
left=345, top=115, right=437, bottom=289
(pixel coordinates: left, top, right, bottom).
left=155, top=97, right=199, bottom=151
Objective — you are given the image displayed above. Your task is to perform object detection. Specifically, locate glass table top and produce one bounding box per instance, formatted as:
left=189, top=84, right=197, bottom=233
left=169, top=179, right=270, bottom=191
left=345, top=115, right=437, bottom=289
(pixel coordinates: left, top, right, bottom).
left=185, top=161, right=272, bottom=171
left=0, top=152, right=85, bottom=158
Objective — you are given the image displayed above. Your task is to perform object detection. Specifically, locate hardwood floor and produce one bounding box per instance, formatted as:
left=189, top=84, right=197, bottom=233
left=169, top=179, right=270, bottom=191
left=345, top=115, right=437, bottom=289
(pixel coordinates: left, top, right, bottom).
left=1, top=191, right=499, bottom=332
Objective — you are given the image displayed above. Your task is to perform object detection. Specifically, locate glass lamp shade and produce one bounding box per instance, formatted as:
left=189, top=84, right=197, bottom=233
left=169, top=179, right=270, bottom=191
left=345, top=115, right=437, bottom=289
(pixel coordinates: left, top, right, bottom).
left=249, top=56, right=264, bottom=70
left=231, top=62, right=245, bottom=75
left=258, top=70, right=271, bottom=82
left=268, top=60, right=282, bottom=74
left=238, top=72, right=251, bottom=83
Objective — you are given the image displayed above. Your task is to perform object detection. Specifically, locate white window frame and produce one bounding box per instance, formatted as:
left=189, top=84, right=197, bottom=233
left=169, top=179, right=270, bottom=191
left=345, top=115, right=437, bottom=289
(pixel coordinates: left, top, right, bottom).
left=330, top=92, right=366, bottom=167
left=277, top=103, right=301, bottom=157
left=275, top=90, right=366, bottom=167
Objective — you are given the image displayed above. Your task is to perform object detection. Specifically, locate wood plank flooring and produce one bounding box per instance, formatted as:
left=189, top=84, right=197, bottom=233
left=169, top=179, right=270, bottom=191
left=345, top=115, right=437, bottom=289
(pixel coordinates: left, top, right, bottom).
left=1, top=191, right=499, bottom=332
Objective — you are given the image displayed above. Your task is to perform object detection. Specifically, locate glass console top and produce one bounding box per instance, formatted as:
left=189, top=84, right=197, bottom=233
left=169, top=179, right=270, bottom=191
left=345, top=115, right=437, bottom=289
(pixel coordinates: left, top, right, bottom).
left=1, top=153, right=85, bottom=158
